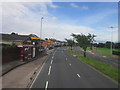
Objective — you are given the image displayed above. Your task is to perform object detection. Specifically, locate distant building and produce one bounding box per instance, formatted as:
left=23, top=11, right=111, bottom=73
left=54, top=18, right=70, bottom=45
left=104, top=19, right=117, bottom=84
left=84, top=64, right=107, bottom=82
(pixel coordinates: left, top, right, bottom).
left=49, top=38, right=67, bottom=47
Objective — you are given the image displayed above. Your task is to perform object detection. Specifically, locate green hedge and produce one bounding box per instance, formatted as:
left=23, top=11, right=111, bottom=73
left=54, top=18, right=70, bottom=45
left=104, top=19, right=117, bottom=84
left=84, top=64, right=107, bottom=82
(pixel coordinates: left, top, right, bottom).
left=112, top=50, right=120, bottom=55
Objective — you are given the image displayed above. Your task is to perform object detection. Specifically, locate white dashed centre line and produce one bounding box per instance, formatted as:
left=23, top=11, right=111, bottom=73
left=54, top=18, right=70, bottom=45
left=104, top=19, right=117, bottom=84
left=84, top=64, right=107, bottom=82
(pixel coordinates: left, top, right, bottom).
left=51, top=60, right=53, bottom=64
left=69, top=64, right=71, bottom=66
left=77, top=74, right=81, bottom=78
left=48, top=66, right=51, bottom=75
left=53, top=53, right=55, bottom=56
left=45, top=81, right=49, bottom=90
left=52, top=56, right=54, bottom=59
left=66, top=58, right=67, bottom=60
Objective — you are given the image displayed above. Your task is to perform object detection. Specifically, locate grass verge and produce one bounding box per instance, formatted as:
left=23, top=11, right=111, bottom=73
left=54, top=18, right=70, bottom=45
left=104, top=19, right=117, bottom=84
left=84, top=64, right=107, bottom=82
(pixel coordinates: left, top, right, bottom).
left=96, top=47, right=112, bottom=56
left=68, top=49, right=120, bottom=83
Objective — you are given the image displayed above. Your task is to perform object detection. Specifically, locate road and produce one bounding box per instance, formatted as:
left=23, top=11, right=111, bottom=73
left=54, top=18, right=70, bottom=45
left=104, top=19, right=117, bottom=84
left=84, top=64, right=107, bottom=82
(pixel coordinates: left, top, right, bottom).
left=73, top=46, right=119, bottom=69
left=30, top=47, right=118, bottom=88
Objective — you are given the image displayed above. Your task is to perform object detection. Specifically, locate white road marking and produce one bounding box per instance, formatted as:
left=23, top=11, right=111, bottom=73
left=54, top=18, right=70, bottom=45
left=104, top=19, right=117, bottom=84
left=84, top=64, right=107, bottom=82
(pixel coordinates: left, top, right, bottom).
left=45, top=81, right=49, bottom=90
left=69, top=64, right=71, bottom=66
left=77, top=74, right=81, bottom=78
left=52, top=56, right=54, bottom=59
left=66, top=58, right=67, bottom=60
left=48, top=66, right=52, bottom=75
left=51, top=60, right=53, bottom=64
left=53, top=52, right=55, bottom=56
left=30, top=61, right=46, bottom=88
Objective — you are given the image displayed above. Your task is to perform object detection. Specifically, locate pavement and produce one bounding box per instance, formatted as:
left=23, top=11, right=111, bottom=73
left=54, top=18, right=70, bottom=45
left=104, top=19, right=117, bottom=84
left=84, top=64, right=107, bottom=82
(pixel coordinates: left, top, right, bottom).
left=30, top=47, right=118, bottom=88
left=1, top=49, right=54, bottom=76
left=73, top=46, right=120, bottom=69
left=2, top=60, right=25, bottom=76
left=1, top=49, right=54, bottom=88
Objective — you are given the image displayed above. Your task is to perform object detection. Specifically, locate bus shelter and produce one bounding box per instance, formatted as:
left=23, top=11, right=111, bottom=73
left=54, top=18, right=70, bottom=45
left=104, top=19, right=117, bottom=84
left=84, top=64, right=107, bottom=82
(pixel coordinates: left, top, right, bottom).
left=17, top=45, right=35, bottom=61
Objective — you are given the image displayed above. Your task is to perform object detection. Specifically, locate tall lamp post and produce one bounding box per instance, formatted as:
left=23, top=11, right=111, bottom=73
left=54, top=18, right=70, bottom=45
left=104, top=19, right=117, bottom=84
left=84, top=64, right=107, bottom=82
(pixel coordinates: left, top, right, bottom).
left=39, top=17, right=43, bottom=51
left=40, top=17, right=44, bottom=39
left=108, top=26, right=116, bottom=55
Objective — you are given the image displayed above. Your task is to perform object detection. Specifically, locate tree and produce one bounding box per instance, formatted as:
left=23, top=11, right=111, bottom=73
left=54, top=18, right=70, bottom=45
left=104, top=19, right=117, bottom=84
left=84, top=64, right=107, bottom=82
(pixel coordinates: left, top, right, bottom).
left=114, top=42, right=120, bottom=49
left=98, top=43, right=105, bottom=48
left=105, top=41, right=111, bottom=48
left=87, top=33, right=96, bottom=50
left=71, top=33, right=96, bottom=57
left=65, top=38, right=74, bottom=50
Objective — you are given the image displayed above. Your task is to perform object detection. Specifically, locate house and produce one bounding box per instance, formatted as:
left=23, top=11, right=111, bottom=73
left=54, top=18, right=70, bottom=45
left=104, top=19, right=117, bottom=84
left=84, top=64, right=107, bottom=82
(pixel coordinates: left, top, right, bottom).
left=0, top=33, right=44, bottom=45
left=0, top=33, right=43, bottom=61
left=0, top=32, right=30, bottom=45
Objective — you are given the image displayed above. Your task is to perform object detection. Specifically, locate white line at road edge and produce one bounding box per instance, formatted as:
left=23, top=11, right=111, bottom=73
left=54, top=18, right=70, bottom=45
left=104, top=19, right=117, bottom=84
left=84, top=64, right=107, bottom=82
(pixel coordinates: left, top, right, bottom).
left=45, top=81, right=49, bottom=90
left=29, top=61, right=46, bottom=89
left=51, top=60, right=53, bottom=64
left=48, top=66, right=51, bottom=75
left=77, top=74, right=81, bottom=78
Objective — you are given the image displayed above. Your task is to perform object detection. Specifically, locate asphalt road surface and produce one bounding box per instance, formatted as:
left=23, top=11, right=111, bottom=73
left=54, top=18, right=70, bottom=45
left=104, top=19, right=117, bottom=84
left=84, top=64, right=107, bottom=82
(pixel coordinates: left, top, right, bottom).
left=30, top=47, right=118, bottom=89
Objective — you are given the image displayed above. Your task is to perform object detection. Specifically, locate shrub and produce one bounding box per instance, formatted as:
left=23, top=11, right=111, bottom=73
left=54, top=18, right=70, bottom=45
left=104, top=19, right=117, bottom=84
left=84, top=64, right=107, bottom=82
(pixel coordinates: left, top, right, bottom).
left=112, top=50, right=120, bottom=55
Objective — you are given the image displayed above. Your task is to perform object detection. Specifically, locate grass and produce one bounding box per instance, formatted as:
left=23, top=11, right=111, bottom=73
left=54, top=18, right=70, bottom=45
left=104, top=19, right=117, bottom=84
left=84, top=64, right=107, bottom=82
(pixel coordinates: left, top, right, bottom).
left=68, top=49, right=120, bottom=83
left=87, top=47, right=91, bottom=50
left=86, top=47, right=112, bottom=56
left=96, top=47, right=112, bottom=56
left=68, top=49, right=77, bottom=54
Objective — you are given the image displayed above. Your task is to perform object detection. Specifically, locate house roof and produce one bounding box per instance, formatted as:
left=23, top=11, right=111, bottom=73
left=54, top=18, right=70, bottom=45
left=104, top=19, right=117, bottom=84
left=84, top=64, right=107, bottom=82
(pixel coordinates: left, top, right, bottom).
left=0, top=33, right=29, bottom=41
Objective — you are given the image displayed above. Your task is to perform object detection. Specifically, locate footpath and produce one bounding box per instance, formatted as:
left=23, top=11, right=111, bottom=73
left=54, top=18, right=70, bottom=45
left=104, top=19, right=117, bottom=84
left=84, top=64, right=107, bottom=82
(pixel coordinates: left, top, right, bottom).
left=1, top=49, right=54, bottom=88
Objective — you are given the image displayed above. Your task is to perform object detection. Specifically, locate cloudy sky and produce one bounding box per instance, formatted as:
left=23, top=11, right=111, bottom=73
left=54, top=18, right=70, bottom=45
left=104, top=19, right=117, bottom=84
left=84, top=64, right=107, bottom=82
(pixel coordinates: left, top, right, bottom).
left=1, top=1, right=119, bottom=42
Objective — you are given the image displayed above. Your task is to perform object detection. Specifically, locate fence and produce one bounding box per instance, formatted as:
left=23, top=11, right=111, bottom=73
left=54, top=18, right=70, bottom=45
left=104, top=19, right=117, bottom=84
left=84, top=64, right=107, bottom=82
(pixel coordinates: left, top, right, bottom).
left=2, top=46, right=20, bottom=64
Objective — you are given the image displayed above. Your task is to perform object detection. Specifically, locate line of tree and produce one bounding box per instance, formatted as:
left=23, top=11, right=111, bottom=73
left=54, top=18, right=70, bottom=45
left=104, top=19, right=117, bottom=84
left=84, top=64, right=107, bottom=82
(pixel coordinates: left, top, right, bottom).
left=65, top=33, right=119, bottom=57
left=93, top=41, right=120, bottom=49
left=65, top=38, right=75, bottom=50
left=65, top=33, right=96, bottom=57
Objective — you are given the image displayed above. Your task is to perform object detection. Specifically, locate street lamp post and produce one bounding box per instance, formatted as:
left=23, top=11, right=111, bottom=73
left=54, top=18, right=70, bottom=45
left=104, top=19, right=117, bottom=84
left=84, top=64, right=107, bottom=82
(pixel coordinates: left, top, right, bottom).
left=109, top=26, right=115, bottom=55
left=39, top=17, right=43, bottom=51
left=111, top=27, right=113, bottom=55
left=40, top=17, right=44, bottom=39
